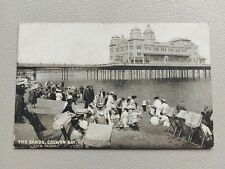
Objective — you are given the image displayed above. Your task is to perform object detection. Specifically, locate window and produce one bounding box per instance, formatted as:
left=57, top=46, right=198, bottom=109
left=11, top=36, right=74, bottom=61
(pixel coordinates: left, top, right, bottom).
left=129, top=45, right=133, bottom=50
left=154, top=47, right=159, bottom=51
left=137, top=52, right=141, bottom=56
left=160, top=48, right=166, bottom=52
left=137, top=45, right=141, bottom=50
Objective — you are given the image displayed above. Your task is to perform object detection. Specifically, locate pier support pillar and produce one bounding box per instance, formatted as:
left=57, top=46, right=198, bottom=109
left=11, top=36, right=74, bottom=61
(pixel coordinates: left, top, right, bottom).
left=33, top=69, right=37, bottom=81
left=204, top=69, right=207, bottom=79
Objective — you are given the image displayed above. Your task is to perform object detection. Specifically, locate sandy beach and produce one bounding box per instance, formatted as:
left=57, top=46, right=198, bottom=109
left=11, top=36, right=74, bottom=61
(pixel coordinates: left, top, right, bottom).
left=14, top=98, right=197, bottom=149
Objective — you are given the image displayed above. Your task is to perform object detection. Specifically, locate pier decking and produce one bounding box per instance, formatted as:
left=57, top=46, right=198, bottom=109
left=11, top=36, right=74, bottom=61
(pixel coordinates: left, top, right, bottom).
left=17, top=63, right=211, bottom=81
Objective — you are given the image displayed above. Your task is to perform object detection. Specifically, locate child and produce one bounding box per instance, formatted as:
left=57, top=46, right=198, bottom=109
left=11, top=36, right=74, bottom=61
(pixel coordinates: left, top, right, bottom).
left=142, top=100, right=147, bottom=112
left=120, top=107, right=129, bottom=129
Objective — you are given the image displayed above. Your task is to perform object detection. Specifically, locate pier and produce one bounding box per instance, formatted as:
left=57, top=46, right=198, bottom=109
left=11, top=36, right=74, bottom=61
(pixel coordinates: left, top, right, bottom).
left=17, top=63, right=211, bottom=81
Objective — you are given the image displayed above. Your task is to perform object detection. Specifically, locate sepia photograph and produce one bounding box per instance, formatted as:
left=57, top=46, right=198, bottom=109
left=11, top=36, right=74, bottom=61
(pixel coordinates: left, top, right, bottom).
left=14, top=23, right=213, bottom=149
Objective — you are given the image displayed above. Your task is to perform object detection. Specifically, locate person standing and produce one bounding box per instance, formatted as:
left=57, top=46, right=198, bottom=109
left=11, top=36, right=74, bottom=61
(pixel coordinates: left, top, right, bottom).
left=72, top=88, right=78, bottom=105
left=56, top=89, right=63, bottom=101
left=115, top=98, right=123, bottom=118
left=83, top=86, right=92, bottom=108
left=128, top=96, right=137, bottom=110
left=89, top=86, right=95, bottom=103
left=49, top=88, right=56, bottom=100
left=120, top=107, right=129, bottom=128
left=142, top=100, right=147, bottom=112
left=28, top=87, right=37, bottom=108
left=152, top=96, right=162, bottom=117
left=15, top=83, right=46, bottom=139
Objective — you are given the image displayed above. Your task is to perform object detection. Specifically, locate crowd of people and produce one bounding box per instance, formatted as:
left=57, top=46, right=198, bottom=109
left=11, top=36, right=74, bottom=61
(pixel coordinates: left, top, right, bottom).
left=15, top=79, right=214, bottom=148
left=146, top=96, right=214, bottom=148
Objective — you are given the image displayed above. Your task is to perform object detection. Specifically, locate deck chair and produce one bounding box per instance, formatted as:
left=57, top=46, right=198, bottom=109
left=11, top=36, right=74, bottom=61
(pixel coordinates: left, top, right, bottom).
left=173, top=110, right=188, bottom=138
left=164, top=107, right=176, bottom=134
left=53, top=112, right=74, bottom=141
left=185, top=112, right=204, bottom=146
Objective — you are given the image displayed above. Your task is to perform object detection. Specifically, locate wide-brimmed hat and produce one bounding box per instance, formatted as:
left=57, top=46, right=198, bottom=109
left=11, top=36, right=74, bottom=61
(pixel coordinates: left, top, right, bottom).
left=31, top=84, right=39, bottom=90
left=131, top=95, right=137, bottom=99
left=56, top=88, right=62, bottom=92
left=153, top=96, right=159, bottom=99
left=161, top=99, right=166, bottom=103
left=123, top=107, right=128, bottom=111
left=89, top=102, right=96, bottom=108
left=110, top=91, right=115, bottom=95
left=67, top=95, right=73, bottom=100
left=96, top=102, right=104, bottom=108
left=16, top=78, right=27, bottom=86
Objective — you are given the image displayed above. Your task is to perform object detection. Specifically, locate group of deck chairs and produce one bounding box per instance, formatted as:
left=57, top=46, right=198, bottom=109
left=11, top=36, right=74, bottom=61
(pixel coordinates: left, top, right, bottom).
left=163, top=107, right=213, bottom=148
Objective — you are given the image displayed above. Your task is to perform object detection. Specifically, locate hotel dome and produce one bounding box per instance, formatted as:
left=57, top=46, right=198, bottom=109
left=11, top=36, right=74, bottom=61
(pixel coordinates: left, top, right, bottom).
left=129, top=26, right=142, bottom=39
left=143, top=24, right=156, bottom=43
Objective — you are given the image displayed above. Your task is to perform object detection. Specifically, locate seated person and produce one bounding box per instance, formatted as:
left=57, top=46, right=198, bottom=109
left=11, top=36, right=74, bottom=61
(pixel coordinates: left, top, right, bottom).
left=176, top=100, right=186, bottom=113
left=94, top=103, right=108, bottom=125
left=62, top=95, right=75, bottom=113
left=15, top=84, right=46, bottom=140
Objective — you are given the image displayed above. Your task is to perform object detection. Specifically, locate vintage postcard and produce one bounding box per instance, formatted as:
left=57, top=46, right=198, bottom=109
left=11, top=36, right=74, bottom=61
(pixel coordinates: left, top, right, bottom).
left=14, top=23, right=213, bottom=149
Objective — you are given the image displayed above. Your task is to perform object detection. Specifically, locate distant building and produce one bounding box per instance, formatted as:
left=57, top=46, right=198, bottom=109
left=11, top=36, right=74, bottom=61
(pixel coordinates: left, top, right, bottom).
left=109, top=25, right=206, bottom=64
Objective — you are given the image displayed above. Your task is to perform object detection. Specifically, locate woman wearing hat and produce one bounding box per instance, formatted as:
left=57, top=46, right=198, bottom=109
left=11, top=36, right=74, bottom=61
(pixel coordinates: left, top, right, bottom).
left=152, top=96, right=162, bottom=117
left=94, top=102, right=107, bottom=124
left=120, top=107, right=129, bottom=129
left=28, top=87, right=37, bottom=108
left=161, top=99, right=170, bottom=115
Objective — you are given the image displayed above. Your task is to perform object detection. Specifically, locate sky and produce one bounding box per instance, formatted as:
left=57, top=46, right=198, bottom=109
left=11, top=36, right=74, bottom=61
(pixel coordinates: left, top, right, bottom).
left=18, top=23, right=210, bottom=64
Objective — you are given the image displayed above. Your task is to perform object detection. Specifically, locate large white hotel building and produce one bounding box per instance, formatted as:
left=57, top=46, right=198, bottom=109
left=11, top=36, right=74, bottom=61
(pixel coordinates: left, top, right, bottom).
left=109, top=25, right=206, bottom=64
